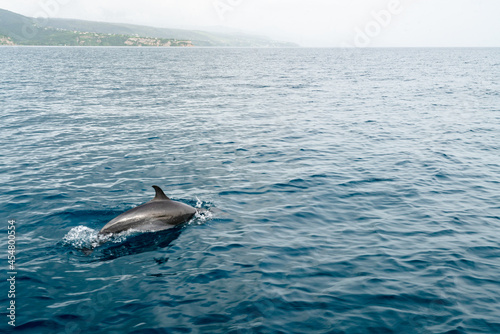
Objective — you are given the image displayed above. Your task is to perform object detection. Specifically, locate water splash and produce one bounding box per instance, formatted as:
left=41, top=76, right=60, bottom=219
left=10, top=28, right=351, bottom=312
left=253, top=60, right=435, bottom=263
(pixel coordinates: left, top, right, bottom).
left=62, top=225, right=101, bottom=250
left=193, top=196, right=214, bottom=224
left=62, top=225, right=135, bottom=251
left=194, top=209, right=213, bottom=223
left=195, top=196, right=203, bottom=209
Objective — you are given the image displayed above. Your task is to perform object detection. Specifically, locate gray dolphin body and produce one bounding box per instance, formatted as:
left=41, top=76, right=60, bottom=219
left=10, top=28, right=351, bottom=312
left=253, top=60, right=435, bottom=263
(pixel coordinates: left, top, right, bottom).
left=98, top=185, right=196, bottom=235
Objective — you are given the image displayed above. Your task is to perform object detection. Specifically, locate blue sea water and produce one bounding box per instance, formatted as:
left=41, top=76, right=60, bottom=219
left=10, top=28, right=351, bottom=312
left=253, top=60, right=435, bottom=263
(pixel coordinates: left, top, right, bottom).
left=0, top=46, right=499, bottom=334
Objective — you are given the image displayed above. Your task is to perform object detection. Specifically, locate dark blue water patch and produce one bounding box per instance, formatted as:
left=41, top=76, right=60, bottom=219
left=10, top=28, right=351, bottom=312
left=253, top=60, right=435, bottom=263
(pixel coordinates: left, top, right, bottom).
left=338, top=177, right=395, bottom=187
left=15, top=319, right=65, bottom=333
left=467, top=246, right=500, bottom=259
left=219, top=176, right=333, bottom=197
left=130, top=328, right=191, bottom=334
left=209, top=243, right=244, bottom=252
left=55, top=313, right=84, bottom=321
left=50, top=209, right=119, bottom=221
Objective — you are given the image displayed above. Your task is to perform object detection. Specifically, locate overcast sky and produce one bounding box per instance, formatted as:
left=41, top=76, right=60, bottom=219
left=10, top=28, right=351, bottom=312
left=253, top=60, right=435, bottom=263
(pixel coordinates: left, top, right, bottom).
left=1, top=0, right=499, bottom=47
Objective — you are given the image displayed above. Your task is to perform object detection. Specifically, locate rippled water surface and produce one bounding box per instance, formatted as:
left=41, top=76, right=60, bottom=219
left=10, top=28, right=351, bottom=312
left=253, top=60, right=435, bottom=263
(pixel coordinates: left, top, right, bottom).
left=1, top=47, right=500, bottom=333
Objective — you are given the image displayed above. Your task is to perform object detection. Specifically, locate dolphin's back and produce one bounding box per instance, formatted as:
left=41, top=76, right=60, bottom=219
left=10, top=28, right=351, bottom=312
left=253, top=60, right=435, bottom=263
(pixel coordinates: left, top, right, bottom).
left=99, top=187, right=196, bottom=235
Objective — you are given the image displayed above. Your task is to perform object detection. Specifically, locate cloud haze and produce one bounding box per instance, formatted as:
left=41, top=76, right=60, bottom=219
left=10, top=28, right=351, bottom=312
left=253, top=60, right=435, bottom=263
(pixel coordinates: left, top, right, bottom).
left=1, top=0, right=499, bottom=47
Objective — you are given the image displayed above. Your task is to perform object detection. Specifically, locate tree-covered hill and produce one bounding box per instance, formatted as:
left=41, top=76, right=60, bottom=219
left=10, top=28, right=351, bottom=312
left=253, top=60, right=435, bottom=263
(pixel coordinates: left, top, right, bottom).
left=0, top=8, right=297, bottom=47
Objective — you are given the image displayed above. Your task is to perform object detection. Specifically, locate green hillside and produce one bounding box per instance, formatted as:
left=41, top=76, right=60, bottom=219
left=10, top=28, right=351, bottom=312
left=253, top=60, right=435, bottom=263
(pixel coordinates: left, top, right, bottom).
left=0, top=9, right=193, bottom=46
left=0, top=8, right=297, bottom=47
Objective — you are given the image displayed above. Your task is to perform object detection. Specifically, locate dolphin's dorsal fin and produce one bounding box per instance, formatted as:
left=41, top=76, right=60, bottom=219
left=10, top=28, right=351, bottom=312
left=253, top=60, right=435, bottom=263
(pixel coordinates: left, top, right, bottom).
left=152, top=185, right=169, bottom=201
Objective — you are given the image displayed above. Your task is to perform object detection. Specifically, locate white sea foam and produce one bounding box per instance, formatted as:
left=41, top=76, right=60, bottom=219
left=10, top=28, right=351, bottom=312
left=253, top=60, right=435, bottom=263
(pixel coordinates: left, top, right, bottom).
left=62, top=225, right=100, bottom=249
left=193, top=196, right=213, bottom=224
left=62, top=225, right=135, bottom=250
left=195, top=196, right=203, bottom=208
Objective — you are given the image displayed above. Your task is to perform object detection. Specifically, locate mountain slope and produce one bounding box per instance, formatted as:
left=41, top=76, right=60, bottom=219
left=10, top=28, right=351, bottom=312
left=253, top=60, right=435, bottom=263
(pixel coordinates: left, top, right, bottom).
left=0, top=8, right=297, bottom=47
left=0, top=9, right=193, bottom=46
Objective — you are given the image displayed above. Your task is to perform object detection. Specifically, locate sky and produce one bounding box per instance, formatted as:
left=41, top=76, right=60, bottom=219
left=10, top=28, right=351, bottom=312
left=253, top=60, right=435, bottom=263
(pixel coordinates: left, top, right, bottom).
left=1, top=0, right=499, bottom=47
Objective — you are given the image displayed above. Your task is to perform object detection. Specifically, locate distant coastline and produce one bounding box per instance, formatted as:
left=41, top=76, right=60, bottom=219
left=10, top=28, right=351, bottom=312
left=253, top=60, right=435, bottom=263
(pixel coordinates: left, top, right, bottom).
left=0, top=8, right=297, bottom=47
left=0, top=31, right=193, bottom=47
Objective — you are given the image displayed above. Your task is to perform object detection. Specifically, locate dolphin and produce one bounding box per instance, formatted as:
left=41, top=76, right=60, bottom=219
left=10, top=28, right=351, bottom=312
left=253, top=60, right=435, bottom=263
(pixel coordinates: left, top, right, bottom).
left=98, top=185, right=197, bottom=235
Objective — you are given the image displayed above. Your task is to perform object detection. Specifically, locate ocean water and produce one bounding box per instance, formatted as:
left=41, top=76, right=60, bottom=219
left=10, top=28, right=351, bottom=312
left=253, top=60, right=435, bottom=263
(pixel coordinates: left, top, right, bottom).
left=0, top=47, right=499, bottom=334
